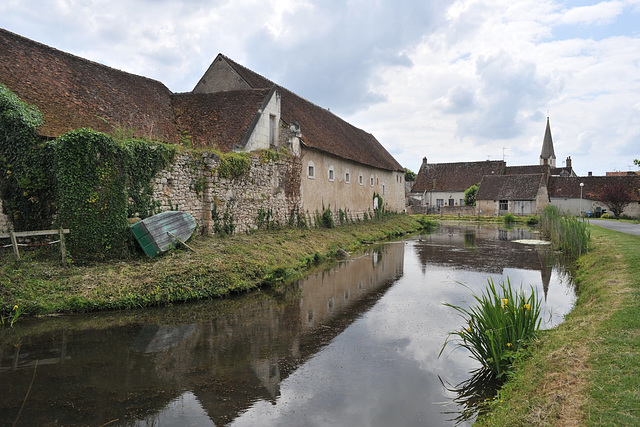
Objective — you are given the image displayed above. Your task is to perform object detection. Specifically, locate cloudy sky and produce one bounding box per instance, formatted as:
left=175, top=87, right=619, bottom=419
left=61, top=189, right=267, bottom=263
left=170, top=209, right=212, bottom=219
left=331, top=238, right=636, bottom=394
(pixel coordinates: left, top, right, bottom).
left=1, top=0, right=639, bottom=176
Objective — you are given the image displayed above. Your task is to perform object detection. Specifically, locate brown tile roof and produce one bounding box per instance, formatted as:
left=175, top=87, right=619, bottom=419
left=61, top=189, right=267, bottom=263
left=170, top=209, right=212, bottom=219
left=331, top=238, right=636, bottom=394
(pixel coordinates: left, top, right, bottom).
left=172, top=89, right=271, bottom=151
left=548, top=175, right=640, bottom=201
left=0, top=28, right=178, bottom=142
left=506, top=165, right=549, bottom=176
left=215, top=55, right=404, bottom=171
left=410, top=160, right=505, bottom=193
left=476, top=174, right=546, bottom=200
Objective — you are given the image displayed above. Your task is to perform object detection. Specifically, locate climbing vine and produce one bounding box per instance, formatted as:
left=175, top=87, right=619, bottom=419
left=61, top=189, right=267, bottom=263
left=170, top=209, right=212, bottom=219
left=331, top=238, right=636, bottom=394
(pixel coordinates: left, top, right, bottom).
left=0, top=83, right=55, bottom=230
left=124, top=139, right=175, bottom=218
left=55, top=129, right=129, bottom=260
left=217, top=151, right=251, bottom=179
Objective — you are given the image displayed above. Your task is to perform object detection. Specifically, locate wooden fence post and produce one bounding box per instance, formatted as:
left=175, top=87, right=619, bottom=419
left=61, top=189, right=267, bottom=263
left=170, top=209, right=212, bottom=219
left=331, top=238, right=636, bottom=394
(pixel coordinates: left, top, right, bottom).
left=59, top=228, right=67, bottom=265
left=10, top=231, right=20, bottom=262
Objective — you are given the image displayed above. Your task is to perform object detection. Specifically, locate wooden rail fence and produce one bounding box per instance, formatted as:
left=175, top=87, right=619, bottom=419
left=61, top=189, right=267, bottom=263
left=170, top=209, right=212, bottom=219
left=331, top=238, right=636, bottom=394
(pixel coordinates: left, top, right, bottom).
left=0, top=229, right=70, bottom=264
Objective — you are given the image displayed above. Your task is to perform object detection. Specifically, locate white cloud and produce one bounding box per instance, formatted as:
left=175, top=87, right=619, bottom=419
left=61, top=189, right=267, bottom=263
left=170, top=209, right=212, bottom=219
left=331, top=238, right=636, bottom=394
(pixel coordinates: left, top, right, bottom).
left=0, top=0, right=639, bottom=175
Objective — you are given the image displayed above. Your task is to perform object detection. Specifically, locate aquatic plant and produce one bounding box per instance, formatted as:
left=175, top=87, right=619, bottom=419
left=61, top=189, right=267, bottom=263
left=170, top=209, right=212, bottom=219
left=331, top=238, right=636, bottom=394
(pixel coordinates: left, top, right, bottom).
left=539, top=205, right=590, bottom=258
left=0, top=304, right=22, bottom=327
left=503, top=212, right=516, bottom=226
left=440, top=278, right=542, bottom=378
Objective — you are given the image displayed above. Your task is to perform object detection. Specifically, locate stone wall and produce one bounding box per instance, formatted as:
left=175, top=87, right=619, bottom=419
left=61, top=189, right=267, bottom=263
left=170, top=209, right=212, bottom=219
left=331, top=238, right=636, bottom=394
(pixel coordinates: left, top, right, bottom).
left=151, top=152, right=301, bottom=234
left=0, top=196, right=8, bottom=233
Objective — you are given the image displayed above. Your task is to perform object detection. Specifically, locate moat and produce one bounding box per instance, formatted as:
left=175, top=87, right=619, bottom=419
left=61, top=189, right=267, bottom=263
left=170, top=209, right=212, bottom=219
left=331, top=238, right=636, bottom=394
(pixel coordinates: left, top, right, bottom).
left=0, top=223, right=575, bottom=426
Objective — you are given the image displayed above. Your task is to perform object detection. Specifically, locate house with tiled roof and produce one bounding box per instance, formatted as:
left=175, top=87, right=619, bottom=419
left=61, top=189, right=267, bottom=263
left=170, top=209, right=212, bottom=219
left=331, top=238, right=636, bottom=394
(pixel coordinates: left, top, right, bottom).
left=409, top=158, right=505, bottom=213
left=548, top=175, right=640, bottom=217
left=0, top=29, right=405, bottom=230
left=193, top=54, right=406, bottom=215
left=476, top=174, right=549, bottom=216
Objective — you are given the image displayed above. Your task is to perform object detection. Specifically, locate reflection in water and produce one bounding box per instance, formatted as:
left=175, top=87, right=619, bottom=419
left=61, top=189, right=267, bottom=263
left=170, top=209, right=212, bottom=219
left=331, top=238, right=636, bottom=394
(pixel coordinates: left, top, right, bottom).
left=440, top=368, right=500, bottom=425
left=0, top=224, right=574, bottom=426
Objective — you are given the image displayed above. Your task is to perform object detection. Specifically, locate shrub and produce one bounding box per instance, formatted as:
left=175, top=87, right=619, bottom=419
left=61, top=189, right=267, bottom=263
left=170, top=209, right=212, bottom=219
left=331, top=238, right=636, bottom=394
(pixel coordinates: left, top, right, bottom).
left=525, top=215, right=539, bottom=226
left=440, top=278, right=542, bottom=379
left=601, top=213, right=610, bottom=219
left=503, top=212, right=516, bottom=225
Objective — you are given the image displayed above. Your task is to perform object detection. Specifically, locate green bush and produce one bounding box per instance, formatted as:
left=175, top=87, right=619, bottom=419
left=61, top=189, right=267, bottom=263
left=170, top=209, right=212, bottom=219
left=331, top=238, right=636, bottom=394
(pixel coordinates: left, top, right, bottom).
left=440, top=278, right=542, bottom=379
left=503, top=212, right=516, bottom=225
left=601, top=213, right=610, bottom=219
left=525, top=215, right=539, bottom=226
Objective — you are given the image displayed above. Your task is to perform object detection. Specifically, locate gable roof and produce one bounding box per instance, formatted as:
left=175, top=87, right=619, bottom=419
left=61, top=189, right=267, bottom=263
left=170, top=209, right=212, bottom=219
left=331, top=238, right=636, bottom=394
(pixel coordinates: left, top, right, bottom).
left=548, top=175, right=640, bottom=201
left=195, top=55, right=404, bottom=172
left=476, top=174, right=546, bottom=200
left=411, top=160, right=505, bottom=193
left=172, top=88, right=272, bottom=151
left=0, top=28, right=178, bottom=142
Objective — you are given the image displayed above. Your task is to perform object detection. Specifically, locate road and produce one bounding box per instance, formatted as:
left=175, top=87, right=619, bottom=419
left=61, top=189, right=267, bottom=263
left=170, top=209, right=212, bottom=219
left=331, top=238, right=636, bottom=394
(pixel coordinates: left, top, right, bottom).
left=587, top=219, right=640, bottom=236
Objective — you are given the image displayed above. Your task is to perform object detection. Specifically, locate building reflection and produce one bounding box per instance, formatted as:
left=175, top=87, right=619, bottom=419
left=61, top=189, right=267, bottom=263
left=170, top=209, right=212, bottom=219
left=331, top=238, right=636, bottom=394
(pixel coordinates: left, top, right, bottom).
left=414, top=223, right=564, bottom=300
left=0, top=243, right=405, bottom=426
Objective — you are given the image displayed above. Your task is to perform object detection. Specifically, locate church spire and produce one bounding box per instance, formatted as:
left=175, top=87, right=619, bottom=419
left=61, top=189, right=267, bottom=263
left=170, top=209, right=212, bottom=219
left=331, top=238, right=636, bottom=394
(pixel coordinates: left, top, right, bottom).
left=540, top=117, right=556, bottom=167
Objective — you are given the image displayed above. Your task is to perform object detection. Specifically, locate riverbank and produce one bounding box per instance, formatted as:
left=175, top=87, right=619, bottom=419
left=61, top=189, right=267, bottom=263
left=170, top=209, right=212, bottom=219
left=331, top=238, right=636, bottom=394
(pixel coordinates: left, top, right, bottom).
left=1, top=214, right=430, bottom=317
left=476, top=225, right=640, bottom=426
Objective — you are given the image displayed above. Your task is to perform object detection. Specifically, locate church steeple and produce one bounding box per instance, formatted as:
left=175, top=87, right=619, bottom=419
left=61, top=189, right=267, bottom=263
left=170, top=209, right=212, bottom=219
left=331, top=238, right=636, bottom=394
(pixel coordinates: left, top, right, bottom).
left=540, top=117, right=556, bottom=167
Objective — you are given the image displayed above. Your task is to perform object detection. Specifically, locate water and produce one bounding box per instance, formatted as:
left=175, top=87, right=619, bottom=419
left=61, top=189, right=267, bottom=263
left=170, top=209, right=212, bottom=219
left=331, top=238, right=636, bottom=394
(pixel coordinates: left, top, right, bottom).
left=0, top=223, right=575, bottom=426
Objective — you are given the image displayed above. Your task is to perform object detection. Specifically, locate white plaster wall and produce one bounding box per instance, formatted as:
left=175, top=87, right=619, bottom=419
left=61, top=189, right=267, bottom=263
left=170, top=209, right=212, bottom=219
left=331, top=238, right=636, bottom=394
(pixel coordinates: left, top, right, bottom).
left=300, top=148, right=405, bottom=221
left=552, top=198, right=640, bottom=218
left=244, top=92, right=281, bottom=151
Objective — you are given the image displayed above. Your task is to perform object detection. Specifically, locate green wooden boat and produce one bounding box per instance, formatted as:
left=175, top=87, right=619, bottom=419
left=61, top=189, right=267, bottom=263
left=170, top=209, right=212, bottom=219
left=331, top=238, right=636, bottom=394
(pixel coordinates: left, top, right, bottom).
left=130, top=211, right=197, bottom=257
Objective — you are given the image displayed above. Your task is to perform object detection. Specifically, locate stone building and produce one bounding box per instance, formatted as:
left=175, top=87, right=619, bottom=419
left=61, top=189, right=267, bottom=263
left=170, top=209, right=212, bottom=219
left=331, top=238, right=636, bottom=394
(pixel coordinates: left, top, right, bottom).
left=0, top=29, right=405, bottom=233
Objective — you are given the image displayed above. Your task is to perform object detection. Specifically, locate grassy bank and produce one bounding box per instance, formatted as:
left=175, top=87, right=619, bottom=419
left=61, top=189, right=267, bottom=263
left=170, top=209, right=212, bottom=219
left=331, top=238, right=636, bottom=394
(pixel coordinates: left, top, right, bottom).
left=1, top=214, right=428, bottom=317
left=476, top=225, right=640, bottom=426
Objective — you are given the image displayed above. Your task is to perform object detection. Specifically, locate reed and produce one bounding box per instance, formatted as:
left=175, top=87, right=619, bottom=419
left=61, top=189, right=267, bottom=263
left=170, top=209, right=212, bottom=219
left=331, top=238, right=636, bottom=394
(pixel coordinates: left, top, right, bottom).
left=440, top=278, right=542, bottom=379
left=539, top=205, right=590, bottom=258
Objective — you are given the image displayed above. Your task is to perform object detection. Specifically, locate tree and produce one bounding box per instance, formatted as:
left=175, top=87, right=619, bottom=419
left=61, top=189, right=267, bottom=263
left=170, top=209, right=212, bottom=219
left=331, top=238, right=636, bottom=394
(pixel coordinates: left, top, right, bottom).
left=464, top=183, right=480, bottom=206
left=404, top=167, right=416, bottom=182
left=599, top=182, right=632, bottom=218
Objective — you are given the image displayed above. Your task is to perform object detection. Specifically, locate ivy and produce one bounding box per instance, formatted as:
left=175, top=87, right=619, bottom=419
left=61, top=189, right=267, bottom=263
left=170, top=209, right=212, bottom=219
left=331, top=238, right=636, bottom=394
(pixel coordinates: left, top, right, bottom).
left=0, top=83, right=55, bottom=230
left=54, top=129, right=129, bottom=260
left=124, top=139, right=175, bottom=218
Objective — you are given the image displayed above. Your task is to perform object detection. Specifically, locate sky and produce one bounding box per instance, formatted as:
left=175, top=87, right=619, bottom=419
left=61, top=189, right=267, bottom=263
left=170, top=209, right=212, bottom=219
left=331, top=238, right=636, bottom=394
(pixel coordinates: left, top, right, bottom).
left=1, top=0, right=639, bottom=176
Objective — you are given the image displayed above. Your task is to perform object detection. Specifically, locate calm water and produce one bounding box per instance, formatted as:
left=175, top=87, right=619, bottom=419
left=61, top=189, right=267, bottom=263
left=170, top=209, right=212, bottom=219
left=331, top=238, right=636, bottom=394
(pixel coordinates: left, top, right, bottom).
left=0, top=223, right=575, bottom=426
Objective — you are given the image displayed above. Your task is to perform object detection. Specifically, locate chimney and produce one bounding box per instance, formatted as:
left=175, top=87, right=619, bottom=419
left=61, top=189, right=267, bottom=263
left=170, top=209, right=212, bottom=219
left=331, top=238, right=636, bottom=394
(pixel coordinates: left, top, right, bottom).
left=588, top=171, right=593, bottom=176
left=566, top=156, right=572, bottom=169
left=423, top=157, right=427, bottom=165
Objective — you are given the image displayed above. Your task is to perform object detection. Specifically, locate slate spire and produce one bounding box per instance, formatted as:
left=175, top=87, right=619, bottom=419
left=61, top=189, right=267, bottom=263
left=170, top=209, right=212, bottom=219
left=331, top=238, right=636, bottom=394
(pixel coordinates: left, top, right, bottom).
left=540, top=117, right=556, bottom=167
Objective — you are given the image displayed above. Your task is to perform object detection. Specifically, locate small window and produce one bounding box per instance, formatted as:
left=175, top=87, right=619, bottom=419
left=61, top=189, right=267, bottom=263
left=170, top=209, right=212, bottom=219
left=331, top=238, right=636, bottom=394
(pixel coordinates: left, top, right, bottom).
left=359, top=174, right=364, bottom=186
left=499, top=200, right=509, bottom=211
left=436, top=199, right=444, bottom=207
left=269, top=114, right=277, bottom=147
left=382, top=184, right=385, bottom=195
left=328, top=167, right=335, bottom=182
left=345, top=170, right=351, bottom=184
left=307, top=161, right=315, bottom=179
left=370, top=176, right=374, bottom=187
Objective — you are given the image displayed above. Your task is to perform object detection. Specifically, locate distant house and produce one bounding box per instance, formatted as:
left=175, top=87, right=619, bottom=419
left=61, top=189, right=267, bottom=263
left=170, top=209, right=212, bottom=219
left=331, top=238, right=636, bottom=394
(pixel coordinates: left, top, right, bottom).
left=0, top=29, right=405, bottom=230
left=476, top=174, right=549, bottom=216
left=409, top=158, right=505, bottom=213
left=548, top=175, right=640, bottom=218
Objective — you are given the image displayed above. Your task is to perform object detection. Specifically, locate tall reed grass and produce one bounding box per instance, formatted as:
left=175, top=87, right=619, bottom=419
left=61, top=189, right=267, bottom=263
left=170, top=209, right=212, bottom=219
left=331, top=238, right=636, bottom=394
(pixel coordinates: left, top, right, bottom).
left=440, top=278, right=542, bottom=378
left=539, top=205, right=590, bottom=258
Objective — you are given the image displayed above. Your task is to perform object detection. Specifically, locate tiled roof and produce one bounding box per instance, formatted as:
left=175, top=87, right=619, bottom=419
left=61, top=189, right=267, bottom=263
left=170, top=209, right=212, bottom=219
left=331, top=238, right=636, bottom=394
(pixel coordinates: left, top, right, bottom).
left=548, top=175, right=640, bottom=201
left=172, top=89, right=271, bottom=151
left=214, top=56, right=404, bottom=172
left=411, top=160, right=505, bottom=193
left=0, top=28, right=178, bottom=142
left=476, top=174, right=545, bottom=200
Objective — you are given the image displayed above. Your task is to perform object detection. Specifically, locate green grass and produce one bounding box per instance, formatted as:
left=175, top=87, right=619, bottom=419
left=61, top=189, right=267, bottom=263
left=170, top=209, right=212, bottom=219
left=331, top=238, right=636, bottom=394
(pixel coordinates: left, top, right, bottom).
left=475, top=225, right=640, bottom=426
left=0, top=214, right=429, bottom=318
